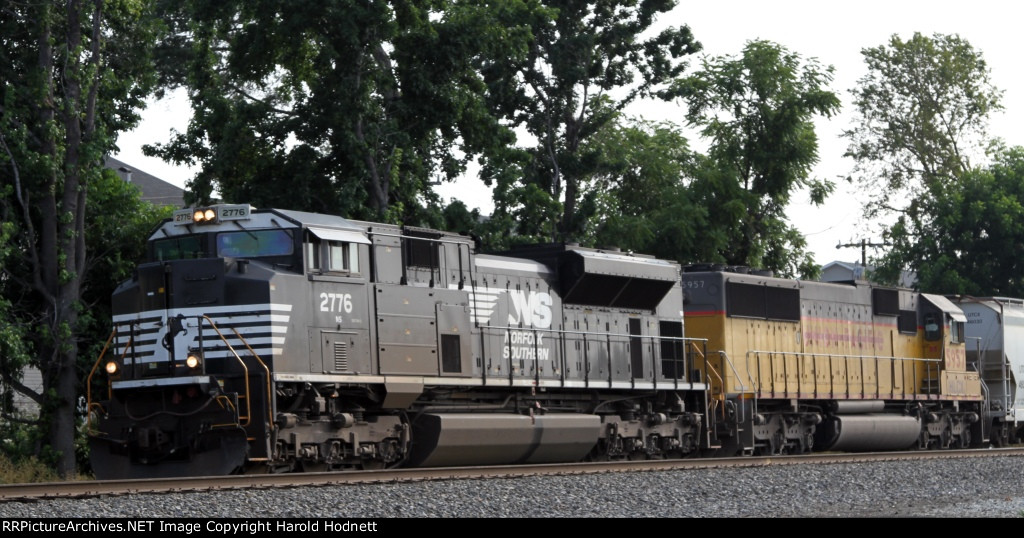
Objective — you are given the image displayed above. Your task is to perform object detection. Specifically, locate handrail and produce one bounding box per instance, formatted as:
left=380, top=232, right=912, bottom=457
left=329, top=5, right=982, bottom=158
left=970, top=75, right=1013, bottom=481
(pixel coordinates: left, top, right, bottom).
left=715, top=350, right=756, bottom=424
left=481, top=323, right=700, bottom=384
left=718, top=350, right=756, bottom=392
left=231, top=326, right=274, bottom=430
left=743, top=349, right=943, bottom=400
left=481, top=323, right=696, bottom=342
left=200, top=315, right=254, bottom=427
left=85, top=329, right=117, bottom=432
left=88, top=315, right=272, bottom=434
left=745, top=349, right=943, bottom=363
left=86, top=330, right=139, bottom=432
left=684, top=340, right=708, bottom=389
left=701, top=355, right=726, bottom=420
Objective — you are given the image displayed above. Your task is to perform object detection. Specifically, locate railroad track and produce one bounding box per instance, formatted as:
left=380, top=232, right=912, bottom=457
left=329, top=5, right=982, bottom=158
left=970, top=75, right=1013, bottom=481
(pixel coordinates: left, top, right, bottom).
left=3, top=447, right=1023, bottom=503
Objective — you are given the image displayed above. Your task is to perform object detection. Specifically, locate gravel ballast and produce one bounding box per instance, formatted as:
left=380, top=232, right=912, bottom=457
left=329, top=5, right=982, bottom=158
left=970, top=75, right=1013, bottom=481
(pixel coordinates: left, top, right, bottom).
left=1, top=456, right=1022, bottom=518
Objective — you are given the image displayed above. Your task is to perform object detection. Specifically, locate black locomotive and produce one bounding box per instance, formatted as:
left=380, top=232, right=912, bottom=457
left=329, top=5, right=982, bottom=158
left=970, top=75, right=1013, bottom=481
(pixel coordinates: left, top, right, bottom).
left=87, top=204, right=707, bottom=478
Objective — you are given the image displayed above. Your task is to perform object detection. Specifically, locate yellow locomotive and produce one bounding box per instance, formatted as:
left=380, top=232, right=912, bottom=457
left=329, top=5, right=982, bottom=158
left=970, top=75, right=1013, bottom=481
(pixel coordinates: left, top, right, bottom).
left=682, top=266, right=982, bottom=455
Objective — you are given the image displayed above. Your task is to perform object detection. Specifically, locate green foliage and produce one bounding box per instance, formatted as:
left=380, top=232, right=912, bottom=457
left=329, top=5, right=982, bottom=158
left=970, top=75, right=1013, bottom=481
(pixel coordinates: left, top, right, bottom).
left=580, top=116, right=711, bottom=263
left=480, top=0, right=700, bottom=243
left=149, top=0, right=530, bottom=225
left=844, top=32, right=1003, bottom=219
left=845, top=33, right=1004, bottom=288
left=0, top=413, right=80, bottom=483
left=80, top=169, right=174, bottom=373
left=0, top=219, right=32, bottom=399
left=0, top=0, right=163, bottom=477
left=874, top=147, right=1024, bottom=295
left=667, top=40, right=839, bottom=278
left=0, top=453, right=62, bottom=485
left=0, top=418, right=43, bottom=468
left=479, top=181, right=563, bottom=250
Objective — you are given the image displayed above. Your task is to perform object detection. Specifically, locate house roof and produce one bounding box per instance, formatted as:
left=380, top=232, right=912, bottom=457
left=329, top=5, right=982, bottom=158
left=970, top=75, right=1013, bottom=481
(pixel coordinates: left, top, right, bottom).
left=821, top=260, right=917, bottom=288
left=103, top=156, right=187, bottom=209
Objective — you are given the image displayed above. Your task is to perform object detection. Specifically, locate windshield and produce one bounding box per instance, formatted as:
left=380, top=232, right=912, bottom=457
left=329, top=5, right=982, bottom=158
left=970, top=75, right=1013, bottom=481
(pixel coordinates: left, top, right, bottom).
left=152, top=235, right=204, bottom=261
left=216, top=229, right=294, bottom=258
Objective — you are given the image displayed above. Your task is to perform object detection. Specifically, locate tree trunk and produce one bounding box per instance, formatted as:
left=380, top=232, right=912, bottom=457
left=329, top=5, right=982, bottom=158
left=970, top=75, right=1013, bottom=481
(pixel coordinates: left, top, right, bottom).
left=48, top=326, right=80, bottom=478
left=5, top=0, right=147, bottom=479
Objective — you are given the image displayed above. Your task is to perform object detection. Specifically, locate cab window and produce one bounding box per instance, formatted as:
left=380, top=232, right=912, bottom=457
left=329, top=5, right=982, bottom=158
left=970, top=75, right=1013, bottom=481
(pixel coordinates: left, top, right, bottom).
left=216, top=229, right=293, bottom=258
left=950, top=320, right=964, bottom=344
left=328, top=241, right=359, bottom=273
left=152, top=235, right=204, bottom=261
left=924, top=314, right=941, bottom=341
left=306, top=234, right=359, bottom=275
left=305, top=241, right=321, bottom=271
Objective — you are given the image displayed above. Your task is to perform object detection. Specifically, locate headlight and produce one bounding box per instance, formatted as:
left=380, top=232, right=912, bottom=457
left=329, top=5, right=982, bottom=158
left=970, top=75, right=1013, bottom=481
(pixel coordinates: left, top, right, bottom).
left=105, top=361, right=119, bottom=375
left=185, top=354, right=201, bottom=369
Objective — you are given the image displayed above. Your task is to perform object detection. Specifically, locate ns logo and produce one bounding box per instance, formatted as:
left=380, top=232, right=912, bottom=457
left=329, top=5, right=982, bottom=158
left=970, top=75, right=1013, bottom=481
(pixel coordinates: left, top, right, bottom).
left=507, top=290, right=553, bottom=329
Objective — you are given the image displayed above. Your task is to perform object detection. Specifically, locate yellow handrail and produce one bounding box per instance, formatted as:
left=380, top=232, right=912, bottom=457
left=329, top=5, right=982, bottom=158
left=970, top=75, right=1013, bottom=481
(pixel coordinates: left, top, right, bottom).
left=85, top=329, right=117, bottom=432
left=88, top=315, right=274, bottom=435
left=231, top=326, right=274, bottom=429
left=200, top=315, right=254, bottom=427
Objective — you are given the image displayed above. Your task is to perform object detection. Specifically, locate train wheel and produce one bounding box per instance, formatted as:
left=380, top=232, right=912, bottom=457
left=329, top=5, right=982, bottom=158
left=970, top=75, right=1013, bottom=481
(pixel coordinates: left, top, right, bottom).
left=242, top=463, right=273, bottom=475
left=917, top=430, right=930, bottom=450
left=625, top=436, right=648, bottom=460
left=991, top=422, right=1009, bottom=447
left=958, top=428, right=971, bottom=449
left=800, top=433, right=814, bottom=454
left=586, top=451, right=610, bottom=462
left=587, top=436, right=620, bottom=461
left=939, top=427, right=952, bottom=449
left=253, top=463, right=296, bottom=474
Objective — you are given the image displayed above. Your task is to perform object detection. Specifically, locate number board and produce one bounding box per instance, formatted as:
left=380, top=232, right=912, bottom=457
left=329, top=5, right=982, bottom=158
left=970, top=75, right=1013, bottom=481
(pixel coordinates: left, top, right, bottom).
left=172, top=204, right=252, bottom=225
left=218, top=204, right=251, bottom=221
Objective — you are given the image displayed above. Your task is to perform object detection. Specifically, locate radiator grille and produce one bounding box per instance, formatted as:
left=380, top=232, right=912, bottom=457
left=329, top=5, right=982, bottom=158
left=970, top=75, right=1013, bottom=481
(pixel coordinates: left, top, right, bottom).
left=333, top=341, right=349, bottom=372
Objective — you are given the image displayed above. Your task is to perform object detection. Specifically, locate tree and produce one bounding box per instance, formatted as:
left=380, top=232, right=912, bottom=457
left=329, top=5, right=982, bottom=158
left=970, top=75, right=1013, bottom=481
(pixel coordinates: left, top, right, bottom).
left=873, top=147, right=1024, bottom=295
left=149, top=0, right=532, bottom=224
left=479, top=0, right=700, bottom=244
left=0, top=0, right=160, bottom=477
left=581, top=116, right=714, bottom=263
left=666, top=40, right=840, bottom=278
left=844, top=32, right=1003, bottom=219
left=844, top=33, right=1004, bottom=287
left=79, top=171, right=175, bottom=378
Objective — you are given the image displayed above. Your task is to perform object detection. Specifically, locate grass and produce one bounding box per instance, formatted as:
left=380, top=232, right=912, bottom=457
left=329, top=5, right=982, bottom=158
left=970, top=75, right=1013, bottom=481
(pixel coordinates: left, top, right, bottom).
left=0, top=454, right=63, bottom=484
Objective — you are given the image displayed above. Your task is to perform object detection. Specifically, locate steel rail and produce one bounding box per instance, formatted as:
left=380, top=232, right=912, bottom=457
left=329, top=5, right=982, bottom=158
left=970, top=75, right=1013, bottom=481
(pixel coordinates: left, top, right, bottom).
left=2, top=448, right=1023, bottom=503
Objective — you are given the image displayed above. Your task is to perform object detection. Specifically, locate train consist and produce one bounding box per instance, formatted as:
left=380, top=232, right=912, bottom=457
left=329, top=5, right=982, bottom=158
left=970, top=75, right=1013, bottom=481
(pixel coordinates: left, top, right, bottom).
left=86, top=204, right=1021, bottom=478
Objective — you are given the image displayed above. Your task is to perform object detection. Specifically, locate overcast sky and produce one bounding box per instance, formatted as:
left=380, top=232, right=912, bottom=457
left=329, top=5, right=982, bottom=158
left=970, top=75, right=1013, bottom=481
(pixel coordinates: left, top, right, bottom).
left=113, top=1, right=1024, bottom=268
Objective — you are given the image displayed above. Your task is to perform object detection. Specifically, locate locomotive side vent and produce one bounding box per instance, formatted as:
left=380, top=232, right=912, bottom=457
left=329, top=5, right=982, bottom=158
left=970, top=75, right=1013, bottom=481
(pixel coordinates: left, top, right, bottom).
left=898, top=309, right=917, bottom=334
left=334, top=341, right=349, bottom=372
left=441, top=334, right=461, bottom=373
left=872, top=288, right=900, bottom=316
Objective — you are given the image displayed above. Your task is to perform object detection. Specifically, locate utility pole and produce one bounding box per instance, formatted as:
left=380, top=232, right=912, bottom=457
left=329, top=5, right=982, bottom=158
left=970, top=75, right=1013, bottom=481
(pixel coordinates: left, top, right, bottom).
left=835, top=238, right=888, bottom=266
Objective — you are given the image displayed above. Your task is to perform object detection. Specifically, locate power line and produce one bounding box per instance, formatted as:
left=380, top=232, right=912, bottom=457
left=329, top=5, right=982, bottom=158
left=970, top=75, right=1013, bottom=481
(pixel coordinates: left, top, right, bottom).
left=836, top=238, right=889, bottom=266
